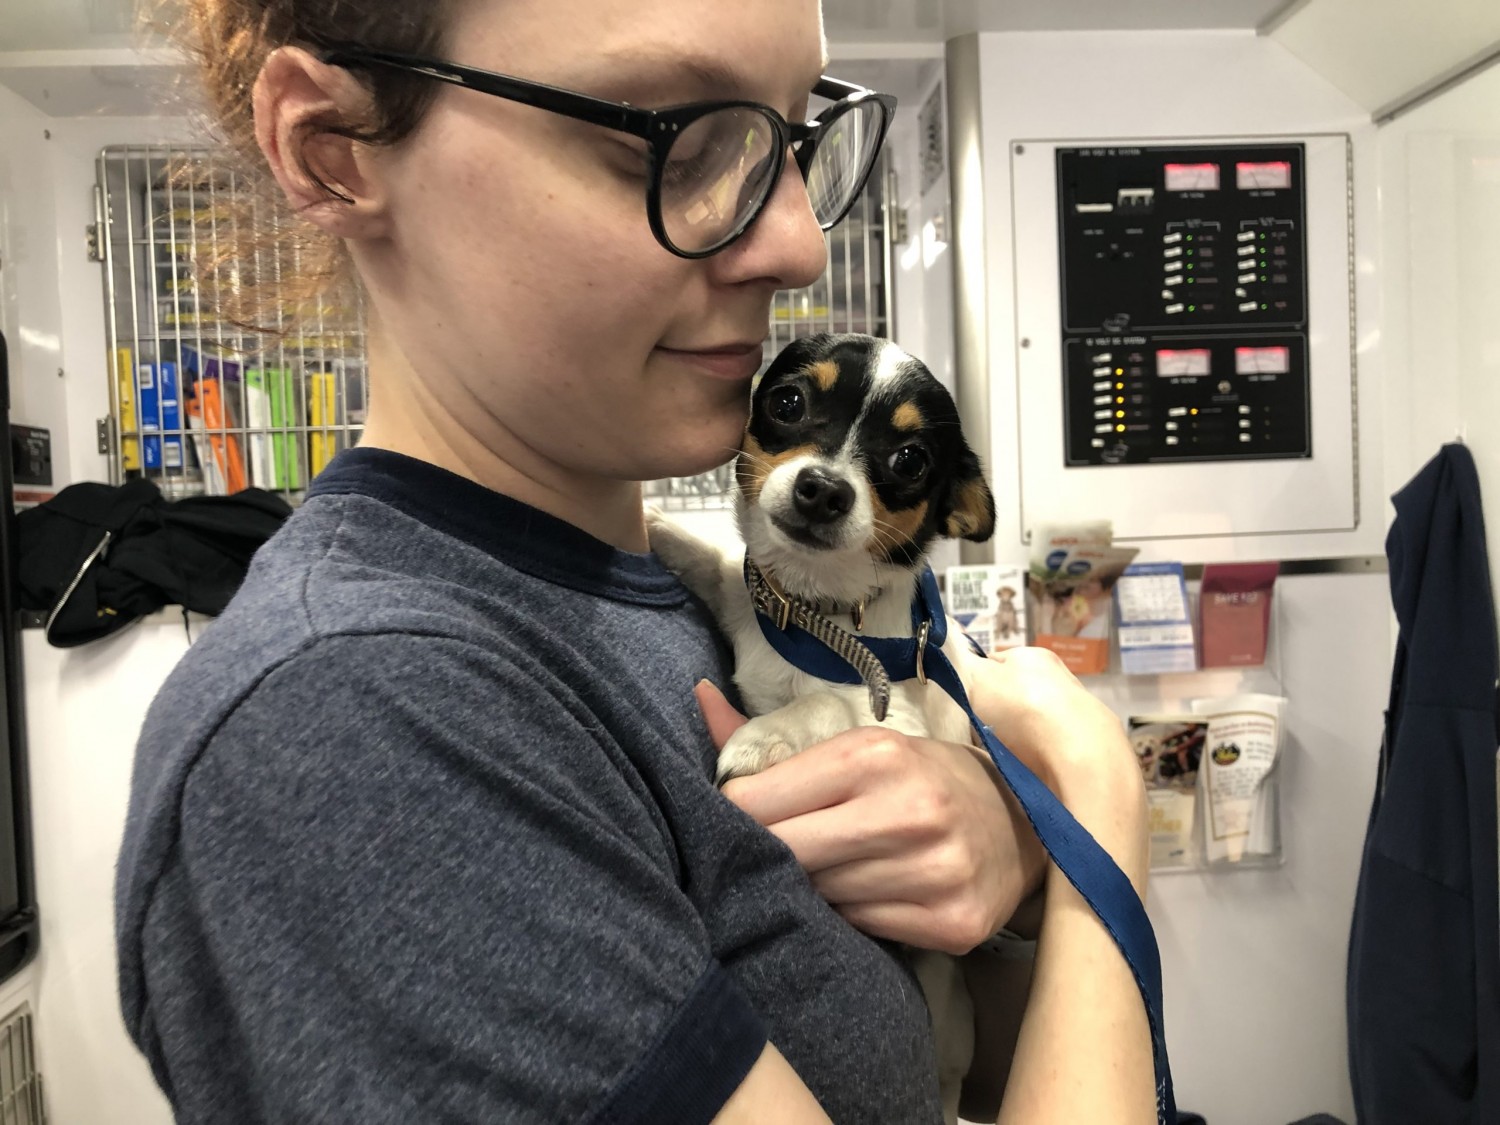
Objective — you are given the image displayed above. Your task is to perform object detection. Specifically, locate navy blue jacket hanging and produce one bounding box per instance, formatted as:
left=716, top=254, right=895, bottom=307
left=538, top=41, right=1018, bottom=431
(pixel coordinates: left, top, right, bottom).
left=1347, top=442, right=1499, bottom=1123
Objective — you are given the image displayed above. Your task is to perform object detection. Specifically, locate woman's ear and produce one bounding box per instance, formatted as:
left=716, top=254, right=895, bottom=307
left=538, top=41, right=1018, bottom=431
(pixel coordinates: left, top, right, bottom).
left=940, top=440, right=996, bottom=542
left=252, top=46, right=391, bottom=239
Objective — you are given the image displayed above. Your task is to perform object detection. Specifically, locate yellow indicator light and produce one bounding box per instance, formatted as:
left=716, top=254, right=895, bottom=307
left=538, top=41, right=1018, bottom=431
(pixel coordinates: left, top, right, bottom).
left=1116, top=410, right=1125, bottom=418
left=1115, top=368, right=1124, bottom=375
left=1115, top=382, right=1124, bottom=390
left=1116, top=424, right=1126, bottom=432
left=1116, top=397, right=1124, bottom=404
left=1190, top=408, right=1199, bottom=415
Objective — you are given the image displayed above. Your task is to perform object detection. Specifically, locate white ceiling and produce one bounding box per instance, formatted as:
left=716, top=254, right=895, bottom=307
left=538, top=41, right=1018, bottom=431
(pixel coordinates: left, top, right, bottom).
left=6, top=0, right=1500, bottom=120
left=2, top=0, right=1299, bottom=54
left=823, top=0, right=1294, bottom=41
left=1270, top=0, right=1500, bottom=115
left=0, top=0, right=144, bottom=52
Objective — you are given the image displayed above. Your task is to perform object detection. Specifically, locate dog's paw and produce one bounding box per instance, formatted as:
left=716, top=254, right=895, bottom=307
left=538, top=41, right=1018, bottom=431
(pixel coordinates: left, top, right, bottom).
left=645, top=509, right=700, bottom=568
left=715, top=718, right=802, bottom=786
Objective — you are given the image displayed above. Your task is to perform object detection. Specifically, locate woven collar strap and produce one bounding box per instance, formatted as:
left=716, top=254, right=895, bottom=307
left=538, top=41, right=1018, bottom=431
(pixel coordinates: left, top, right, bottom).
left=743, top=557, right=946, bottom=721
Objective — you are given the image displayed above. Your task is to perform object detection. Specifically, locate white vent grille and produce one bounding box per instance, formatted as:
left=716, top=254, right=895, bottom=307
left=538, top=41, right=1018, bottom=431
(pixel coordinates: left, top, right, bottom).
left=0, top=1005, right=45, bottom=1125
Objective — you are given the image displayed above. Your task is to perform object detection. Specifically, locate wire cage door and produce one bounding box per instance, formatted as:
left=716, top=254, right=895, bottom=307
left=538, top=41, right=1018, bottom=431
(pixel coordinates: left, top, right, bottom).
left=95, top=145, right=892, bottom=506
left=95, top=145, right=368, bottom=500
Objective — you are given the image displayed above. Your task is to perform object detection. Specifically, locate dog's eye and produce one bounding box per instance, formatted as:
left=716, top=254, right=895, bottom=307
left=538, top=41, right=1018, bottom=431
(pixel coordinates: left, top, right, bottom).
left=767, top=386, right=806, bottom=425
left=888, top=445, right=931, bottom=482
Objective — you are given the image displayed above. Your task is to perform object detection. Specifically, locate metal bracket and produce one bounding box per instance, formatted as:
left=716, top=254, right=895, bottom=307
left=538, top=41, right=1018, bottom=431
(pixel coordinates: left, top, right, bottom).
left=890, top=204, right=910, bottom=246
left=96, top=417, right=112, bottom=455
left=86, top=223, right=101, bottom=263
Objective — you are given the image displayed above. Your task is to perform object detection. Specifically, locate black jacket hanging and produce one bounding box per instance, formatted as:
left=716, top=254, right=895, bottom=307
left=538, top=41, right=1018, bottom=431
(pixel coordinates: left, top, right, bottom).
left=17, top=480, right=292, bottom=647
left=1347, top=442, right=1500, bottom=1124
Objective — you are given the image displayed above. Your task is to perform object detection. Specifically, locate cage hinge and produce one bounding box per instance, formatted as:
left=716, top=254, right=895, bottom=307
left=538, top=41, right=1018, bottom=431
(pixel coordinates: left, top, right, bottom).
left=86, top=222, right=101, bottom=263
left=890, top=205, right=910, bottom=245
left=97, top=417, right=112, bottom=455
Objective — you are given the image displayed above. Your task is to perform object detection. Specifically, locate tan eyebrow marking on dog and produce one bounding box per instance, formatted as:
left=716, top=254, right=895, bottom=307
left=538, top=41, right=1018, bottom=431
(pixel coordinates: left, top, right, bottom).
left=891, top=403, right=924, bottom=431
left=866, top=495, right=929, bottom=557
left=737, top=433, right=818, bottom=506
left=805, top=361, right=839, bottom=392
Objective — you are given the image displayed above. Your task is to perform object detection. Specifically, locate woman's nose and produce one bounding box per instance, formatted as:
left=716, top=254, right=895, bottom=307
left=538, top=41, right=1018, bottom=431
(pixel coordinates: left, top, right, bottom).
left=713, top=147, right=830, bottom=290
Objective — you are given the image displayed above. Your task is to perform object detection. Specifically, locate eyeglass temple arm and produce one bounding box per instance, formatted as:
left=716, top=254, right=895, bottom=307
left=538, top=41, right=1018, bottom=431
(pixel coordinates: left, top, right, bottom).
left=319, top=46, right=656, bottom=137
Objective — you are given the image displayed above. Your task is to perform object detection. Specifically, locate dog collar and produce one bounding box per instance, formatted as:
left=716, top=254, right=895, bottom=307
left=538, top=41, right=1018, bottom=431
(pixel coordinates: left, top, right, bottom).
left=743, top=556, right=948, bottom=722
left=744, top=559, right=881, bottom=633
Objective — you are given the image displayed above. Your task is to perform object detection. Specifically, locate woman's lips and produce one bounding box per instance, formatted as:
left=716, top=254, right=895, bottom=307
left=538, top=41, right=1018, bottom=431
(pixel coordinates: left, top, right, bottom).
left=655, top=343, right=764, bottom=381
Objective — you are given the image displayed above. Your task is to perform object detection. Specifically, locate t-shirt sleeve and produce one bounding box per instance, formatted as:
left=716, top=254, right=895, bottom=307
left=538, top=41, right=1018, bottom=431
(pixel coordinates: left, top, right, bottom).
left=136, top=632, right=766, bottom=1124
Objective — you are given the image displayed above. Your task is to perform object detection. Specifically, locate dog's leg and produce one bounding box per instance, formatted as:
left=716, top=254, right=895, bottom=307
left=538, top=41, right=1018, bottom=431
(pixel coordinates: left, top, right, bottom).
left=911, top=949, right=974, bottom=1125
left=716, top=689, right=862, bottom=785
left=645, top=509, right=731, bottom=617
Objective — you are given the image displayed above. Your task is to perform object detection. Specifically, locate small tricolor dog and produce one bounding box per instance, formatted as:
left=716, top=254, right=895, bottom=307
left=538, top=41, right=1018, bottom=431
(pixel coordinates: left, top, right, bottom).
left=649, top=332, right=997, bottom=1122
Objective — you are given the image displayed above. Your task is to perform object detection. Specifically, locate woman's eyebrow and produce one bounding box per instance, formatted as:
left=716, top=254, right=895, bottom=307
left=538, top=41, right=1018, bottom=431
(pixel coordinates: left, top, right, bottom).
left=576, top=49, right=824, bottom=105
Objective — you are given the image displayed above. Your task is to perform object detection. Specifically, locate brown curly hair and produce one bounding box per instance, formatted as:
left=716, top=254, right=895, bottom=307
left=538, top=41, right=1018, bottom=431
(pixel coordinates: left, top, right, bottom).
left=158, top=0, right=457, bottom=333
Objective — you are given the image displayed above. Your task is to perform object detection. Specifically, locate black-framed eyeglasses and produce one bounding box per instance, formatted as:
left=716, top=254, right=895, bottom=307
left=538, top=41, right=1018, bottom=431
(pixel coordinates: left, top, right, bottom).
left=320, top=45, right=897, bottom=259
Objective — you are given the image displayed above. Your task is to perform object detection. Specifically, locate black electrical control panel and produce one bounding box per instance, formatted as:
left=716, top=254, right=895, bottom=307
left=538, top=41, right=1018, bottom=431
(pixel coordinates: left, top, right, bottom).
left=1055, top=142, right=1311, bottom=466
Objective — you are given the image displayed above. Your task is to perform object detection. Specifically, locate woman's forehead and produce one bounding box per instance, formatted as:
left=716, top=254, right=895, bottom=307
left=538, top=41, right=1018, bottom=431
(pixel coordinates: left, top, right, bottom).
left=451, top=0, right=826, bottom=102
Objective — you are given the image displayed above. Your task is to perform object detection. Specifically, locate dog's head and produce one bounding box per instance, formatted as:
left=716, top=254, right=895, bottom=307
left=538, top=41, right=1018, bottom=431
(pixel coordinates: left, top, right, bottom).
left=735, top=333, right=994, bottom=601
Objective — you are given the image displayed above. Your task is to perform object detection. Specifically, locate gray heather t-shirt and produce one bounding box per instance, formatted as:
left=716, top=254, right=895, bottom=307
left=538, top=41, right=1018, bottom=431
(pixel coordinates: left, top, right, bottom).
left=115, top=447, right=941, bottom=1124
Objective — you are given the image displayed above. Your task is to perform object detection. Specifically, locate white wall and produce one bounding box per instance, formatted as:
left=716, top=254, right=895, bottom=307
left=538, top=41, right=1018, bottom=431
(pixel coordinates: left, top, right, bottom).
left=887, top=60, right=962, bottom=575
left=0, top=106, right=201, bottom=1121
left=970, top=30, right=1392, bottom=1124
left=24, top=622, right=186, bottom=1125
left=0, top=84, right=70, bottom=481
left=1376, top=62, right=1500, bottom=618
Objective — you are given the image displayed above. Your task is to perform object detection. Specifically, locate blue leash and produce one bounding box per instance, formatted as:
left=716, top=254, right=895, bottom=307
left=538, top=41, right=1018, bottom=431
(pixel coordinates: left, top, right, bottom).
left=748, top=561, right=1176, bottom=1123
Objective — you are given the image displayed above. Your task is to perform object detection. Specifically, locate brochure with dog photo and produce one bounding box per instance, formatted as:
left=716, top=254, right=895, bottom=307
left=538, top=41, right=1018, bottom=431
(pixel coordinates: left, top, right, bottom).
left=1028, top=541, right=1139, bottom=675
left=1129, top=715, right=1207, bottom=869
left=945, top=563, right=1027, bottom=651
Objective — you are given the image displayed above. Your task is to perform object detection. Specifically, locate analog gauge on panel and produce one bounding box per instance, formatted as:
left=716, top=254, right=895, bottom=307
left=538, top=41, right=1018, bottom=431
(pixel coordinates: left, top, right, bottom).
left=1163, top=162, right=1221, bottom=192
left=1234, top=345, right=1291, bottom=375
left=1236, top=161, right=1293, bottom=190
left=1155, top=348, right=1213, bottom=377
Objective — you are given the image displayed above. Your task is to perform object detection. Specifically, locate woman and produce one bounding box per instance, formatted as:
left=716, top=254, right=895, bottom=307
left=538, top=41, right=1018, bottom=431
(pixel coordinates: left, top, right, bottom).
left=115, top=0, right=1154, bottom=1121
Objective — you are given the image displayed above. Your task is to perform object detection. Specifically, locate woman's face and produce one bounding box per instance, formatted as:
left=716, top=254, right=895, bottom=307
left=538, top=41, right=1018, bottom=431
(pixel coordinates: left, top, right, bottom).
left=359, top=0, right=831, bottom=484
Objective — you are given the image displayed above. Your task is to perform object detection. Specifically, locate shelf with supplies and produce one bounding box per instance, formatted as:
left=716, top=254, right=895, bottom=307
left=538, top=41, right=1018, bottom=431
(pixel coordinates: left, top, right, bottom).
left=942, top=555, right=1287, bottom=876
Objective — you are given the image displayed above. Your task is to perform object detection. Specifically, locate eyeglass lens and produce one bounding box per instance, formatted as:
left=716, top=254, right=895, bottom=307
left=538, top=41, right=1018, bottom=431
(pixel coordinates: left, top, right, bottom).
left=660, top=98, right=885, bottom=255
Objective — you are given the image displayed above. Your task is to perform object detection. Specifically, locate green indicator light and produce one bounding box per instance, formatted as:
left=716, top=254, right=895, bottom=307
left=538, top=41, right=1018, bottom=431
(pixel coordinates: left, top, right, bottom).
left=1186, top=235, right=1194, bottom=241
left=1188, top=305, right=1197, bottom=312
left=1260, top=303, right=1268, bottom=310
left=1261, top=275, right=1267, bottom=282
left=1187, top=263, right=1194, bottom=270
left=1188, top=278, right=1195, bottom=284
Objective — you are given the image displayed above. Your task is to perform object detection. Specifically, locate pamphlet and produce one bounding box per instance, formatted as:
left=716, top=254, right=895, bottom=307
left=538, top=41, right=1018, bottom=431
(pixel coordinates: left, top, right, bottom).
left=1200, top=562, right=1279, bottom=667
left=1027, top=524, right=1137, bottom=674
left=1114, top=562, right=1196, bottom=674
left=1192, top=693, right=1285, bottom=864
left=1129, top=715, right=1207, bottom=869
left=945, top=563, right=1027, bottom=652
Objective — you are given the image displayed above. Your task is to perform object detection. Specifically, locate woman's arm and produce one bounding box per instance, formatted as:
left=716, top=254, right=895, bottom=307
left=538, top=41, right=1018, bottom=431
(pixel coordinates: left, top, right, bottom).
left=713, top=1044, right=832, bottom=1124
left=968, top=647, right=1155, bottom=1125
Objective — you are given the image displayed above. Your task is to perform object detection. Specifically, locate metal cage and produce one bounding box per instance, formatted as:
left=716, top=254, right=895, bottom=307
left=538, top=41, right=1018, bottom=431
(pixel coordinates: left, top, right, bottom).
left=95, top=146, right=367, bottom=501
left=95, top=145, right=892, bottom=507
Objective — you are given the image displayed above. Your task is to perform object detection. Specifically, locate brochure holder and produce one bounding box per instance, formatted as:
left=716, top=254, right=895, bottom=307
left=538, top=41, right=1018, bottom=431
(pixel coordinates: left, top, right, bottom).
left=1079, top=579, right=1287, bottom=875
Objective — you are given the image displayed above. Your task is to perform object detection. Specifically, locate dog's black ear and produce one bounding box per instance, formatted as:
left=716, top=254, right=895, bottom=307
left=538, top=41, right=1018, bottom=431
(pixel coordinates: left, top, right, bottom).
left=941, top=440, right=996, bottom=542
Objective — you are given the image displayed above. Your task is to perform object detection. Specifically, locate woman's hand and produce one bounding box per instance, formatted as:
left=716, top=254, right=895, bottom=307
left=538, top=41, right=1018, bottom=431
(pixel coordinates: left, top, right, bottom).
left=965, top=647, right=1148, bottom=892
left=695, top=681, right=1045, bottom=955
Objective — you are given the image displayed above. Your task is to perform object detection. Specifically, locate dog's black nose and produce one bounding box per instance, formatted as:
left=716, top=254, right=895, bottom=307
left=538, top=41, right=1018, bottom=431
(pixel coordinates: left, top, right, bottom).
left=792, top=466, right=855, bottom=523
